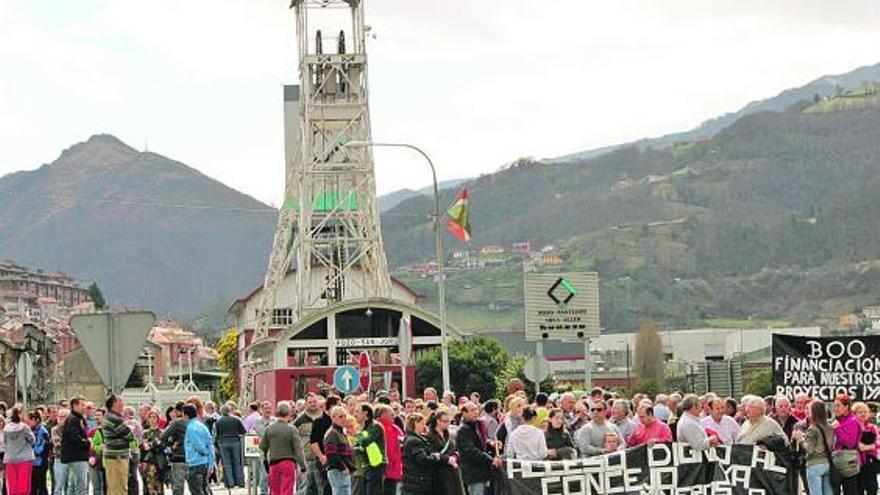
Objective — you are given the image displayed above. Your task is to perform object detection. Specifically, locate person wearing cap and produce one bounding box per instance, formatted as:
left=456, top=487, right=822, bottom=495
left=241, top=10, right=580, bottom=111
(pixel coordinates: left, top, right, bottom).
left=653, top=395, right=672, bottom=423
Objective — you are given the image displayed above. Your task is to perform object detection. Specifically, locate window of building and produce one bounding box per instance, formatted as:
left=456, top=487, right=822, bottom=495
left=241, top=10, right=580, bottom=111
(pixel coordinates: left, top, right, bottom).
left=272, top=308, right=294, bottom=326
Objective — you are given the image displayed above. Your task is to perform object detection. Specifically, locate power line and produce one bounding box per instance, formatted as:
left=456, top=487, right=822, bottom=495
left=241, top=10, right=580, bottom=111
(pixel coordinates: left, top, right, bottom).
left=0, top=190, right=424, bottom=217
left=0, top=190, right=276, bottom=213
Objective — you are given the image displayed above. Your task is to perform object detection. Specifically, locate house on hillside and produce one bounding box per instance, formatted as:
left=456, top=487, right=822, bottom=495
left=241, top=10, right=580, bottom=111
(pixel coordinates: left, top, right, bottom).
left=838, top=313, right=861, bottom=330
left=539, top=253, right=563, bottom=266
left=863, top=306, right=880, bottom=330
left=0, top=291, right=39, bottom=321
left=644, top=175, right=667, bottom=184
left=0, top=260, right=89, bottom=308
left=511, top=242, right=531, bottom=257
left=146, top=323, right=219, bottom=386
left=612, top=179, right=636, bottom=191
left=480, top=246, right=506, bottom=255
left=409, top=262, right=438, bottom=277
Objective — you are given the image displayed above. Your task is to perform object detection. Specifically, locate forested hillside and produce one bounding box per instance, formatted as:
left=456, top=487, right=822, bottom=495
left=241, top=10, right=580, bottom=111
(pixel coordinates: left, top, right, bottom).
left=385, top=101, right=880, bottom=332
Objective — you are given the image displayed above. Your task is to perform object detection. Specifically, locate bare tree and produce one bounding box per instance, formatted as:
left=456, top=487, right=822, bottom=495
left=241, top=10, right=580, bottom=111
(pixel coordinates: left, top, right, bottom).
left=633, top=320, right=665, bottom=385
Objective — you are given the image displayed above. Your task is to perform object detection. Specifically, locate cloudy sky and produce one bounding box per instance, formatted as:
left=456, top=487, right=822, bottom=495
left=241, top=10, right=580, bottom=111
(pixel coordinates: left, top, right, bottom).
left=1, top=0, right=878, bottom=205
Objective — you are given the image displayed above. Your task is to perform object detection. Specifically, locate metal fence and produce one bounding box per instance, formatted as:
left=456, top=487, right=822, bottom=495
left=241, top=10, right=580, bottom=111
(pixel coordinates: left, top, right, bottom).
left=694, top=360, right=743, bottom=397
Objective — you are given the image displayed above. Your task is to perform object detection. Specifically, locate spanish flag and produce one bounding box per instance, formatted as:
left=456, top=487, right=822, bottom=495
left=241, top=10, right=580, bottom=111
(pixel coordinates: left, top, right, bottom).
left=445, top=187, right=471, bottom=243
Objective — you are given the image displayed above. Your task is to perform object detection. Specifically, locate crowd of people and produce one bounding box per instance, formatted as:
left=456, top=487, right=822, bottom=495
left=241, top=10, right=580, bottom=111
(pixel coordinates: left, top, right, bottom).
left=0, top=394, right=250, bottom=495
left=0, top=381, right=876, bottom=495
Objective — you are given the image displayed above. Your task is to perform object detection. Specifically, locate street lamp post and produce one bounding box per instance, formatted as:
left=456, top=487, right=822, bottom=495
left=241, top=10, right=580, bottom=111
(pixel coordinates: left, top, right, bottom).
left=344, top=141, right=451, bottom=394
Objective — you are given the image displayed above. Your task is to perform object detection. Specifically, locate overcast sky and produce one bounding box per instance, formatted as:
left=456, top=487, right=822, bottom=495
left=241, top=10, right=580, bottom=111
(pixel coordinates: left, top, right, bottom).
left=1, top=0, right=878, bottom=205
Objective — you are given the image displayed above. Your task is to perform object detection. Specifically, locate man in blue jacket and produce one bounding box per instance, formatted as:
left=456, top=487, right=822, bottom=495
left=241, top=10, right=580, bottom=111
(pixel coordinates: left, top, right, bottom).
left=183, top=404, right=215, bottom=495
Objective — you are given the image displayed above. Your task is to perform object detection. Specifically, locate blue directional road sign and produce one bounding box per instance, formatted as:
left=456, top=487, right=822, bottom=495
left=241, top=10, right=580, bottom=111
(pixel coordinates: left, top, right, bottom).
left=334, top=365, right=360, bottom=394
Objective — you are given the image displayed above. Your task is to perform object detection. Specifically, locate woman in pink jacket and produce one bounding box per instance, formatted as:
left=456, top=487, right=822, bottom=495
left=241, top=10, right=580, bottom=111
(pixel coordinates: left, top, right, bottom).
left=832, top=394, right=861, bottom=495
left=375, top=404, right=402, bottom=495
left=853, top=402, right=878, bottom=495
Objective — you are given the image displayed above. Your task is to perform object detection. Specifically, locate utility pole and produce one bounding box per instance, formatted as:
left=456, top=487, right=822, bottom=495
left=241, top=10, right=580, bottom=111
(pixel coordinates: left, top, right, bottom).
left=344, top=141, right=450, bottom=393
left=584, top=338, right=592, bottom=392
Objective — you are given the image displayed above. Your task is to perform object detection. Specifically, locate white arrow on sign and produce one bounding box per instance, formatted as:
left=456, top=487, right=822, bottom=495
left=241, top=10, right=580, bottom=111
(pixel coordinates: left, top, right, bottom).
left=335, top=365, right=360, bottom=394
left=342, top=369, right=354, bottom=390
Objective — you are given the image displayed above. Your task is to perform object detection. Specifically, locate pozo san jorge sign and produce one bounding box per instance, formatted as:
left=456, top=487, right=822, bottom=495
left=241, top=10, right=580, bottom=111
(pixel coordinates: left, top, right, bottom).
left=772, top=334, right=880, bottom=401
left=500, top=443, right=789, bottom=495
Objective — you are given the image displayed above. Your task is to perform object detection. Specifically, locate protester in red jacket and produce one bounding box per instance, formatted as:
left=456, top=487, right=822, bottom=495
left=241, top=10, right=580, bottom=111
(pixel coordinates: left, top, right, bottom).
left=375, top=404, right=403, bottom=494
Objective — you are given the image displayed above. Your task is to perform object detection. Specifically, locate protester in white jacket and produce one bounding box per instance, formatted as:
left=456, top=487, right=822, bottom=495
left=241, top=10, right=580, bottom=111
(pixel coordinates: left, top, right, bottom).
left=507, top=408, right=548, bottom=461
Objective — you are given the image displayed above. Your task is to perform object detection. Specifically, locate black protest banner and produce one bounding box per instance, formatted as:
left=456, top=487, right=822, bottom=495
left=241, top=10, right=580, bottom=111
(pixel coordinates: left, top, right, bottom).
left=500, top=443, right=789, bottom=495
left=772, top=334, right=880, bottom=401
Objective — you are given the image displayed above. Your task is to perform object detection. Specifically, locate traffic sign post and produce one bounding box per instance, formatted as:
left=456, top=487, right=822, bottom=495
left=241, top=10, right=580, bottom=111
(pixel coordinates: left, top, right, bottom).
left=243, top=434, right=261, bottom=458
left=523, top=353, right=551, bottom=393
left=70, top=311, right=156, bottom=393
left=358, top=352, right=372, bottom=393
left=399, top=316, right=413, bottom=400
left=16, top=353, right=33, bottom=408
left=334, top=365, right=360, bottom=395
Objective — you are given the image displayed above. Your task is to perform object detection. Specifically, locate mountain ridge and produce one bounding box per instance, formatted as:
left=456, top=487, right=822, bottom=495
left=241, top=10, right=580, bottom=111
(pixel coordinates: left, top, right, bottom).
left=549, top=62, right=880, bottom=163
left=0, top=134, right=276, bottom=320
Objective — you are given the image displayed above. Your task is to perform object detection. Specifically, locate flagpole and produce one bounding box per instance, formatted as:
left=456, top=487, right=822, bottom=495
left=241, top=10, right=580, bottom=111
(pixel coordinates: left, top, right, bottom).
left=343, top=141, right=451, bottom=394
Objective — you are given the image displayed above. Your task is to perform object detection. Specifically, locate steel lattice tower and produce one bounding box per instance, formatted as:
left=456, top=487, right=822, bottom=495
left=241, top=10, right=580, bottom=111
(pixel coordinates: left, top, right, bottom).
left=253, top=0, right=391, bottom=345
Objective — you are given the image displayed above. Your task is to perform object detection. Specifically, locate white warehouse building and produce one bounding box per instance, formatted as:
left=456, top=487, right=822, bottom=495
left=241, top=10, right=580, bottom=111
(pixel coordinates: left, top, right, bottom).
left=595, top=326, right=823, bottom=363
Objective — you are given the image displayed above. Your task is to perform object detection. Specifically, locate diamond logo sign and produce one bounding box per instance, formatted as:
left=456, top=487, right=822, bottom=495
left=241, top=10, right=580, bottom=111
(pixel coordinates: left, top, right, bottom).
left=547, top=277, right=577, bottom=306
left=524, top=272, right=600, bottom=342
